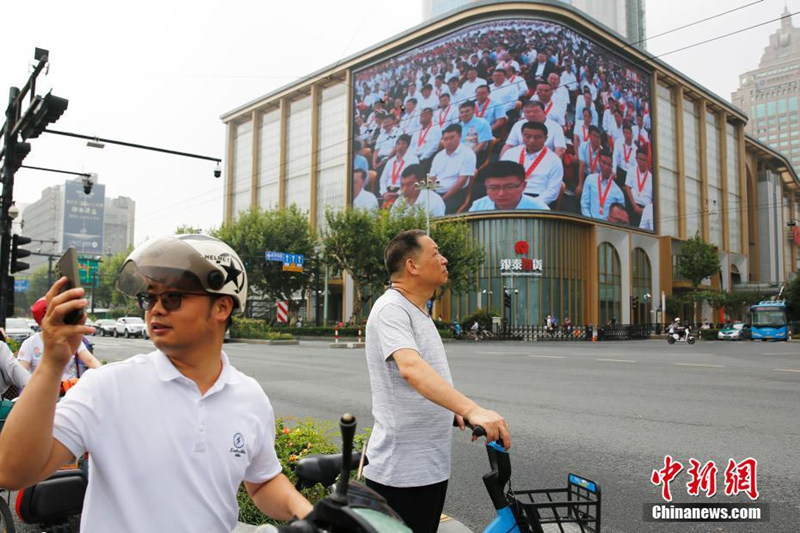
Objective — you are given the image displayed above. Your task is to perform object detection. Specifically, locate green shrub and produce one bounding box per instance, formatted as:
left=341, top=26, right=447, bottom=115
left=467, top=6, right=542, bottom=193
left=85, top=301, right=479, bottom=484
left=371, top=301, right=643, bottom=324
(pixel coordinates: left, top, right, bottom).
left=6, top=338, right=21, bottom=354
left=231, top=317, right=294, bottom=340
left=237, top=417, right=371, bottom=526
left=461, top=309, right=498, bottom=332
left=699, top=328, right=720, bottom=341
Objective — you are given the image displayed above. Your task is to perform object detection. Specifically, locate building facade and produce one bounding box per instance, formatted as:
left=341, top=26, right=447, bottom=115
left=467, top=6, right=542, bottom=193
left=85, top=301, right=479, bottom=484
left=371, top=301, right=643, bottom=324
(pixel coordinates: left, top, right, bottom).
left=423, top=0, right=646, bottom=48
left=20, top=179, right=136, bottom=270
left=221, top=0, right=799, bottom=325
left=732, top=8, right=800, bottom=175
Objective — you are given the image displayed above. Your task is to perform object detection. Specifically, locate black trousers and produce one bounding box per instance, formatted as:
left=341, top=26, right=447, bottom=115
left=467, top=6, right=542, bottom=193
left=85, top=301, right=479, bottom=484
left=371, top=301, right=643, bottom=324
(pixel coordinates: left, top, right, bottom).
left=442, top=186, right=469, bottom=214
left=365, top=478, right=449, bottom=533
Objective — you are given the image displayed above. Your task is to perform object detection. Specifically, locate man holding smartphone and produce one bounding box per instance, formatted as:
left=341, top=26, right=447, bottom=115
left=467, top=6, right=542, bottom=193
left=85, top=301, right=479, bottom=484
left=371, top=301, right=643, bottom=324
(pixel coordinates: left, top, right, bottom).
left=0, top=235, right=312, bottom=531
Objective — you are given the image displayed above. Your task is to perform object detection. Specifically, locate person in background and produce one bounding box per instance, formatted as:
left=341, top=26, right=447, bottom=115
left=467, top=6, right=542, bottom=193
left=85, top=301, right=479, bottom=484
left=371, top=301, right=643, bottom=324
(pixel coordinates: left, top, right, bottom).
left=17, top=297, right=100, bottom=380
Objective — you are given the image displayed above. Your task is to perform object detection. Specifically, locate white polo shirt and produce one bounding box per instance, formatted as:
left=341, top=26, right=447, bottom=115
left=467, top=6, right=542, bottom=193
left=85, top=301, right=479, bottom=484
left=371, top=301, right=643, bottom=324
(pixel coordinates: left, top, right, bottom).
left=429, top=144, right=476, bottom=193
left=500, top=145, right=564, bottom=205
left=53, top=351, right=281, bottom=532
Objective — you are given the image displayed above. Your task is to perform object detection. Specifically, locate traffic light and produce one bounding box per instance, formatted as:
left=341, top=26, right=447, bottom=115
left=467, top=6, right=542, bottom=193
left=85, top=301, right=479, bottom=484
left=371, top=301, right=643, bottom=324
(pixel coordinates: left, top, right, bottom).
left=632, top=296, right=639, bottom=307
left=19, top=92, right=69, bottom=140
left=11, top=234, right=32, bottom=273
left=504, top=290, right=511, bottom=308
left=6, top=140, right=31, bottom=174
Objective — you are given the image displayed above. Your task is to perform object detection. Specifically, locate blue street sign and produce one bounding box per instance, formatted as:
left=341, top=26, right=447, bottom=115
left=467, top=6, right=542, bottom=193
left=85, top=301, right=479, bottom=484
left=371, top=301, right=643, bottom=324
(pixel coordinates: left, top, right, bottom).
left=265, top=251, right=284, bottom=262
left=14, top=279, right=29, bottom=292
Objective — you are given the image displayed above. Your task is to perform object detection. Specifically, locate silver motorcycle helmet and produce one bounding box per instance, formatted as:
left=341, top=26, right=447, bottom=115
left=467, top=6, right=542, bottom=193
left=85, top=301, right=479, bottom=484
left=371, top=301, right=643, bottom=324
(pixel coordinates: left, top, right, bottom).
left=116, top=234, right=247, bottom=313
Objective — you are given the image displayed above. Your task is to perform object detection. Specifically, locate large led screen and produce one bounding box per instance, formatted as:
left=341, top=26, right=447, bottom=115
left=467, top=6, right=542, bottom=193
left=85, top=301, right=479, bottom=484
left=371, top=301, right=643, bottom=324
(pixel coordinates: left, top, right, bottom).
left=351, top=17, right=654, bottom=231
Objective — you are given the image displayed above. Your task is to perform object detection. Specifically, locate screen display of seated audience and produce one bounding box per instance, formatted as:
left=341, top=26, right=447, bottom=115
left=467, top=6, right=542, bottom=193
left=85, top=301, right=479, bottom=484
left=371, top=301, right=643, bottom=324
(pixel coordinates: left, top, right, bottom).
left=351, top=17, right=655, bottom=232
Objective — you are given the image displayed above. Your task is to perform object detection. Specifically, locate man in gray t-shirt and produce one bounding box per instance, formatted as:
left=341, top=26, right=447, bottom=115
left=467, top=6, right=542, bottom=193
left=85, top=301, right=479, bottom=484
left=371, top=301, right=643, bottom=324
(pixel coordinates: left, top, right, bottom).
left=364, top=229, right=512, bottom=533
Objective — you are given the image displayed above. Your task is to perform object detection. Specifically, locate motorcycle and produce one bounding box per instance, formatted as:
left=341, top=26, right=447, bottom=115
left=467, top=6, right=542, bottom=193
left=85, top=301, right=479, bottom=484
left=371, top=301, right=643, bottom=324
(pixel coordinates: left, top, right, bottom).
left=667, top=325, right=696, bottom=345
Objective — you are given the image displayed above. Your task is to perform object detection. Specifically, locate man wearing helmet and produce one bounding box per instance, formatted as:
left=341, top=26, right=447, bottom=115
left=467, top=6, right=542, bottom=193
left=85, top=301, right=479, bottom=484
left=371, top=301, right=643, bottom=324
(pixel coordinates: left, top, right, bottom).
left=0, top=235, right=312, bottom=531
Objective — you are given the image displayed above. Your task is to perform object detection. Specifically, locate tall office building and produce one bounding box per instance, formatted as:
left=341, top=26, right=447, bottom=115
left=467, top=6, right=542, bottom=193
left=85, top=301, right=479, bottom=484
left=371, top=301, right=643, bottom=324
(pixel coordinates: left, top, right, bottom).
left=423, top=0, right=646, bottom=47
left=732, top=7, right=800, bottom=171
left=20, top=178, right=135, bottom=270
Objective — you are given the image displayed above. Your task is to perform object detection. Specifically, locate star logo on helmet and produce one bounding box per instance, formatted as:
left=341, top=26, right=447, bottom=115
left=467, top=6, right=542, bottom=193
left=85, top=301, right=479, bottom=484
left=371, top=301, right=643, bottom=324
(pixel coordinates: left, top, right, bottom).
left=218, top=253, right=245, bottom=292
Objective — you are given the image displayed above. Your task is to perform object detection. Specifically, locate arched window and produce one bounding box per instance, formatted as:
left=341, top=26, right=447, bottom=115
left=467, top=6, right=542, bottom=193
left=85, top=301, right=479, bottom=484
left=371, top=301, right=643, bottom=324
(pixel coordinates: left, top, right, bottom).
left=598, top=243, right=621, bottom=325
left=632, top=248, right=653, bottom=324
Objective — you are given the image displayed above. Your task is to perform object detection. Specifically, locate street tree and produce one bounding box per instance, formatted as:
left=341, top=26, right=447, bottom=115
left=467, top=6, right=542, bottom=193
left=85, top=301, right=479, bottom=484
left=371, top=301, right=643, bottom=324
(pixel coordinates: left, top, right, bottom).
left=213, top=206, right=316, bottom=315
left=322, top=206, right=483, bottom=321
left=175, top=224, right=203, bottom=234
left=678, top=233, right=721, bottom=322
left=785, top=274, right=800, bottom=321
left=322, top=207, right=388, bottom=321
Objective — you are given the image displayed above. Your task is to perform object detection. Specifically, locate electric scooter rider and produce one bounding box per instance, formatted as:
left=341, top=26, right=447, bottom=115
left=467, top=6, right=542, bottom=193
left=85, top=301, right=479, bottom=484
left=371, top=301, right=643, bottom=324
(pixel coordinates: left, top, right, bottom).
left=0, top=235, right=313, bottom=531
left=669, top=317, right=687, bottom=340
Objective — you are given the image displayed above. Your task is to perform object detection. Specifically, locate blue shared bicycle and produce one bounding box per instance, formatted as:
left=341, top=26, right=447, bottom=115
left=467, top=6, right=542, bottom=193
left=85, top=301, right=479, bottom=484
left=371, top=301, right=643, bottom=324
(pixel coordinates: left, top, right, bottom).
left=265, top=417, right=601, bottom=533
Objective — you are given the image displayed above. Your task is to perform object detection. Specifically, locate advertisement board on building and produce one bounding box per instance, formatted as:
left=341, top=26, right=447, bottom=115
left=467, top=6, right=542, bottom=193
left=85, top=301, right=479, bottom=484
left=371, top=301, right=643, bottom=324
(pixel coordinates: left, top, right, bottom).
left=63, top=180, right=106, bottom=253
left=351, top=15, right=654, bottom=232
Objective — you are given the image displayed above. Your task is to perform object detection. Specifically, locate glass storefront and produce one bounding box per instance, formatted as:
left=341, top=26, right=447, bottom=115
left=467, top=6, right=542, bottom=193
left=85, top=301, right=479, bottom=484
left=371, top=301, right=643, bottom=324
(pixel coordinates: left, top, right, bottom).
left=454, top=215, right=589, bottom=326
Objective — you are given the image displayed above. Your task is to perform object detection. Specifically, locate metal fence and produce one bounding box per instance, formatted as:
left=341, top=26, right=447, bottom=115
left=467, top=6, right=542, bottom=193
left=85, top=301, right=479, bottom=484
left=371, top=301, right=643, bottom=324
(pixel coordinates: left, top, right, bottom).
left=492, top=323, right=659, bottom=341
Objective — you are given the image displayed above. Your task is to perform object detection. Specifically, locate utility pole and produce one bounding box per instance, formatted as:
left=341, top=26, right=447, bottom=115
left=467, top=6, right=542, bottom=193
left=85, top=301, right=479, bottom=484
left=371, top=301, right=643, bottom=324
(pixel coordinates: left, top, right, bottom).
left=0, top=48, right=69, bottom=327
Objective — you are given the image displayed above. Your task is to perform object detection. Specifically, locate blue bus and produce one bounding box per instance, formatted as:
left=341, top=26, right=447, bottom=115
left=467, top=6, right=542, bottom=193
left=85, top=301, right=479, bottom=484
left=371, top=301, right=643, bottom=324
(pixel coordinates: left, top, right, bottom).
left=747, top=300, right=789, bottom=341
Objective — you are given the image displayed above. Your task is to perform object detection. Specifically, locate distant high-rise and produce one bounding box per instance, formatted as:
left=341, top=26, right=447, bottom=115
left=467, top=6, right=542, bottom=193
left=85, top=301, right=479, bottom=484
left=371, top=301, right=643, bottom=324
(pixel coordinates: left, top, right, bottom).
left=422, top=0, right=646, bottom=47
left=732, top=7, right=800, bottom=171
left=20, top=179, right=135, bottom=270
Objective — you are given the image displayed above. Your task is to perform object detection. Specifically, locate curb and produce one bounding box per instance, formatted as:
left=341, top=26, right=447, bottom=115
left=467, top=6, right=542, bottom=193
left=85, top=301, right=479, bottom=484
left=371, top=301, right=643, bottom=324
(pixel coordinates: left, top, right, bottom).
left=330, top=342, right=366, bottom=349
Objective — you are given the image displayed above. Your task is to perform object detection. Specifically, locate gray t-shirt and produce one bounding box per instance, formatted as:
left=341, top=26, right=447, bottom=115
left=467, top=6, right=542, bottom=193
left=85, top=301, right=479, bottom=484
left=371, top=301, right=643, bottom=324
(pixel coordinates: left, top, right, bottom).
left=363, top=289, right=454, bottom=487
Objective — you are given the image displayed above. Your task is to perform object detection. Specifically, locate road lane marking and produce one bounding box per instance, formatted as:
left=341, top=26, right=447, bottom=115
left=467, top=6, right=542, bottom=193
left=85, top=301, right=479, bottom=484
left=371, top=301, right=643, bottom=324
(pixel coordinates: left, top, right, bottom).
left=597, top=358, right=636, bottom=363
left=763, top=352, right=794, bottom=355
left=674, top=363, right=724, bottom=368
left=528, top=354, right=565, bottom=359
left=773, top=368, right=800, bottom=373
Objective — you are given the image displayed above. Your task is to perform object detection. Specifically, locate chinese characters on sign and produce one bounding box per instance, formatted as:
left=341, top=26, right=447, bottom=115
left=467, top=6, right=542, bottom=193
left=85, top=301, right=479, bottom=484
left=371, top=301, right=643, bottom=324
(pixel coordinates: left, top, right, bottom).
left=651, top=456, right=759, bottom=502
left=500, top=257, right=543, bottom=277
left=264, top=251, right=304, bottom=273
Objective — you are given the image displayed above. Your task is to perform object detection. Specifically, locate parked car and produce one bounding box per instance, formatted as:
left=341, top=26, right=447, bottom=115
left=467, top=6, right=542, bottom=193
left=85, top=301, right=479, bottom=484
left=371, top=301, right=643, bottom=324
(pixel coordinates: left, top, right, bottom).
left=94, top=319, right=117, bottom=337
left=5, top=318, right=35, bottom=343
left=26, top=318, right=40, bottom=332
left=114, top=317, right=146, bottom=338
left=718, top=322, right=750, bottom=341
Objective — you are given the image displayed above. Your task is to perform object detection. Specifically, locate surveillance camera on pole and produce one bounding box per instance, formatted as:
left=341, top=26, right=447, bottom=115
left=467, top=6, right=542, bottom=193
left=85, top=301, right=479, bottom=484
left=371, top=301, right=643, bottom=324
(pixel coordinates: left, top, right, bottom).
left=82, top=172, right=98, bottom=194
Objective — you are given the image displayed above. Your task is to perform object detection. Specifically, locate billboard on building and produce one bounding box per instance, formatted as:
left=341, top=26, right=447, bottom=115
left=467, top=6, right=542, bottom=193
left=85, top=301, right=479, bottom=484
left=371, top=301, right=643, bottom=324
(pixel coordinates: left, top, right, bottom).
left=63, top=180, right=106, bottom=254
left=351, top=16, right=654, bottom=231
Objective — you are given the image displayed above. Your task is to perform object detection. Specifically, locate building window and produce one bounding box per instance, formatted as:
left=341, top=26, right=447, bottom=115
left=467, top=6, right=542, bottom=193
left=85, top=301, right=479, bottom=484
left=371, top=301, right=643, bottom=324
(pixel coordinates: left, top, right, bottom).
left=317, top=83, right=348, bottom=229
left=726, top=124, right=741, bottom=253
left=258, top=109, right=281, bottom=210
left=683, top=100, right=702, bottom=237
left=285, top=97, right=312, bottom=211
left=706, top=111, right=723, bottom=247
left=632, top=248, right=652, bottom=325
left=598, top=243, right=621, bottom=326
left=657, top=86, right=678, bottom=237
left=232, top=120, right=253, bottom=218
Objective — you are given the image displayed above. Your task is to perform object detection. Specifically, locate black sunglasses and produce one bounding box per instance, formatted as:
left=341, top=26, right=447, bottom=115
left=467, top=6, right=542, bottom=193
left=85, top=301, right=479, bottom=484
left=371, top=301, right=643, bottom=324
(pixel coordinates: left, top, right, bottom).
left=136, top=292, right=210, bottom=312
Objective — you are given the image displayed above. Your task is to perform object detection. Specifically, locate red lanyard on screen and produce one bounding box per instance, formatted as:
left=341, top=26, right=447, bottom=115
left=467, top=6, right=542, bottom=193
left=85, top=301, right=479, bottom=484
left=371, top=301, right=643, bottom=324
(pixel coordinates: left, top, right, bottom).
left=598, top=175, right=613, bottom=215
left=519, top=147, right=548, bottom=178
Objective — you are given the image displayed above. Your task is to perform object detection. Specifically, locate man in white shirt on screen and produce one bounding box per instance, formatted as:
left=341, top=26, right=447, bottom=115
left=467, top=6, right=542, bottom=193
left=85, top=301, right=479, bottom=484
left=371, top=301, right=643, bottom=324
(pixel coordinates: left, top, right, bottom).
left=500, top=121, right=563, bottom=206
left=429, top=124, right=476, bottom=214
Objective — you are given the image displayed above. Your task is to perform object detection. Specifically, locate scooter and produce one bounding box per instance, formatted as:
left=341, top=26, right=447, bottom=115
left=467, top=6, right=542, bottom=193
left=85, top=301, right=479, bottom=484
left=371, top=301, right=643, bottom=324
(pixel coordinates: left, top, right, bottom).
left=667, top=325, right=695, bottom=345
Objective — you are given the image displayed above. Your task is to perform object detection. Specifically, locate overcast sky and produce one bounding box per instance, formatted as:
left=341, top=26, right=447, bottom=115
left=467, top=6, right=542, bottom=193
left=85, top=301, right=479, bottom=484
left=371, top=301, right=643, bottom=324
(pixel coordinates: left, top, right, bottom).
left=0, top=0, right=796, bottom=246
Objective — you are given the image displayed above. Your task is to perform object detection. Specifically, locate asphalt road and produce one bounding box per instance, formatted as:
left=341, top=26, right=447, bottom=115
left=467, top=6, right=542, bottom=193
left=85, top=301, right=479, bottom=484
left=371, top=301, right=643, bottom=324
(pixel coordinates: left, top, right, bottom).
left=92, top=336, right=800, bottom=533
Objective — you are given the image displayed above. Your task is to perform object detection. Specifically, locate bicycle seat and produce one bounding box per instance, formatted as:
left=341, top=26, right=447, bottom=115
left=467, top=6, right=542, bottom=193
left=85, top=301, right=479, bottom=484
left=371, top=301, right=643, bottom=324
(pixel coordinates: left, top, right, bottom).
left=295, top=453, right=369, bottom=490
left=16, top=468, right=87, bottom=525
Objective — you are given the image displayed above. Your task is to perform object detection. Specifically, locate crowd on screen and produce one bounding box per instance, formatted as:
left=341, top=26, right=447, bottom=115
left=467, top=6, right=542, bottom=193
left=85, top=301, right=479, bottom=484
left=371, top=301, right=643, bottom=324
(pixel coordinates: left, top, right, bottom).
left=351, top=19, right=654, bottom=231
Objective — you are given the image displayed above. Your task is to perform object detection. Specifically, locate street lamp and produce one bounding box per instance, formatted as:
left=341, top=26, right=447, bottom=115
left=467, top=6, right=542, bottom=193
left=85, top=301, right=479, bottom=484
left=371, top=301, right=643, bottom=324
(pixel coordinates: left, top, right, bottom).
left=415, top=174, right=438, bottom=235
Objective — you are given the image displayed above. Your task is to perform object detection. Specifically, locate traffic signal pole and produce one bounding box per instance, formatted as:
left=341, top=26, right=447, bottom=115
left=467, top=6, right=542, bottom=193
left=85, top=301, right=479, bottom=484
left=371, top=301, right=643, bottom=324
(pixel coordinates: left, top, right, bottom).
left=0, top=48, right=63, bottom=327
left=0, top=88, right=21, bottom=328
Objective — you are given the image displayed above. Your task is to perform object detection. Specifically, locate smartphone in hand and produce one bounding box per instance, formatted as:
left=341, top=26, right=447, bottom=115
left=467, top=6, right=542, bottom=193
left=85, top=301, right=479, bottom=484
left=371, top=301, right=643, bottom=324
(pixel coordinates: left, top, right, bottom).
left=53, top=247, right=85, bottom=325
